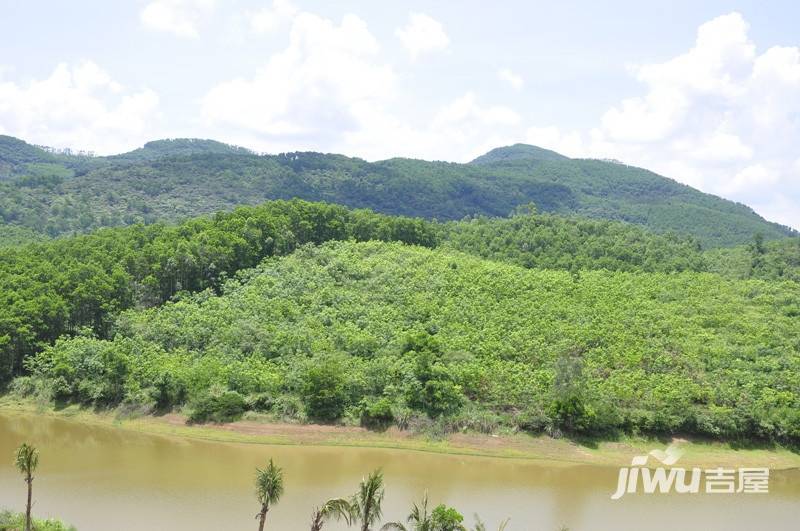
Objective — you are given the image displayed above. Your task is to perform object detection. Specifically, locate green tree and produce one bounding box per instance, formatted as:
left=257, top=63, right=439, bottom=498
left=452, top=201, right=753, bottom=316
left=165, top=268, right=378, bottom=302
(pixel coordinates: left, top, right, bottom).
left=550, top=348, right=592, bottom=433
left=14, top=443, right=39, bottom=531
left=301, top=356, right=348, bottom=422
left=255, top=459, right=284, bottom=531
left=350, top=469, right=386, bottom=531
left=429, top=506, right=466, bottom=531
left=309, top=498, right=352, bottom=531
left=384, top=493, right=468, bottom=531
left=401, top=332, right=463, bottom=418
left=382, top=491, right=433, bottom=531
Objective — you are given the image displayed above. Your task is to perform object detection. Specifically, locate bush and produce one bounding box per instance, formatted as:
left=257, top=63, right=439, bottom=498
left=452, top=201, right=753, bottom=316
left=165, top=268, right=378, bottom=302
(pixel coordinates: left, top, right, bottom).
left=359, top=397, right=395, bottom=428
left=245, top=392, right=274, bottom=412
left=146, top=372, right=186, bottom=411
left=405, top=341, right=464, bottom=419
left=8, top=376, right=54, bottom=406
left=187, top=386, right=247, bottom=423
left=271, top=394, right=306, bottom=421
left=430, top=505, right=465, bottom=531
left=447, top=405, right=501, bottom=434
left=549, top=395, right=595, bottom=433
left=0, top=510, right=76, bottom=531
left=301, top=356, right=348, bottom=422
left=513, top=405, right=550, bottom=433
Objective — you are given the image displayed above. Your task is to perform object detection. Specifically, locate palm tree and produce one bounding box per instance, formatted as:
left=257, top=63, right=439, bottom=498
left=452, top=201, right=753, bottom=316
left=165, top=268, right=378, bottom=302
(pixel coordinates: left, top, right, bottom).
left=14, top=443, right=39, bottom=531
left=254, top=459, right=284, bottom=531
left=349, top=469, right=386, bottom=531
left=309, top=498, right=352, bottom=531
left=382, top=491, right=432, bottom=531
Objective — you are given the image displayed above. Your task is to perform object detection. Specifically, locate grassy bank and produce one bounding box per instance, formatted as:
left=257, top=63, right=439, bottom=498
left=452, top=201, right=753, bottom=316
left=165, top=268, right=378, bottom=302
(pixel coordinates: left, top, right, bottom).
left=1, top=397, right=798, bottom=469
left=0, top=510, right=75, bottom=531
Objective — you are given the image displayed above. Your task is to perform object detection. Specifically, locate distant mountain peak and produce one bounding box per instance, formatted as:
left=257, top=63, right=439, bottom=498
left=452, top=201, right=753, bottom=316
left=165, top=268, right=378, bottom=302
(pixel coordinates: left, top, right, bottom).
left=111, top=138, right=254, bottom=161
left=470, top=144, right=569, bottom=165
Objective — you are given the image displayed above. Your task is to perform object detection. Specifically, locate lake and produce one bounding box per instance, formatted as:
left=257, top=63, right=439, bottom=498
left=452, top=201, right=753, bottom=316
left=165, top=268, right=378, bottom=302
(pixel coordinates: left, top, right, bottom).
left=0, top=412, right=797, bottom=530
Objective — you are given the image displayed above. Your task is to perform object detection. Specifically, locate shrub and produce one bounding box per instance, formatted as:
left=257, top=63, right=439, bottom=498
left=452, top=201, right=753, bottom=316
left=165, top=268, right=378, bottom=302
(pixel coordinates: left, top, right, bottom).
left=359, top=397, right=395, bottom=428
left=0, top=510, right=76, bottom=531
left=8, top=376, right=54, bottom=406
left=300, top=356, right=348, bottom=422
left=271, top=394, right=306, bottom=421
left=187, top=386, right=247, bottom=423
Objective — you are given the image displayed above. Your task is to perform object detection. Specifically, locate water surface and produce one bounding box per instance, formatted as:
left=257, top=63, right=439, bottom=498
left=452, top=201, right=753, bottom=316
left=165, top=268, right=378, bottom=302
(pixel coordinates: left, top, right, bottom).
left=0, top=413, right=797, bottom=530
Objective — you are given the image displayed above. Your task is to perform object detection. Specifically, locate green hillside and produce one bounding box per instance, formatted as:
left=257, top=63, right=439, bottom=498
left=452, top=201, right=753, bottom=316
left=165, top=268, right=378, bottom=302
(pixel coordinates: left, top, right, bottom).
left=0, top=135, right=59, bottom=174
left=21, top=241, right=800, bottom=443
left=106, top=138, right=254, bottom=163
left=0, top=225, right=49, bottom=247
left=706, top=236, right=800, bottom=282
left=442, top=208, right=707, bottom=273
left=470, top=143, right=568, bottom=164
left=0, top=199, right=715, bottom=384
left=0, top=135, right=793, bottom=247
left=0, top=200, right=436, bottom=382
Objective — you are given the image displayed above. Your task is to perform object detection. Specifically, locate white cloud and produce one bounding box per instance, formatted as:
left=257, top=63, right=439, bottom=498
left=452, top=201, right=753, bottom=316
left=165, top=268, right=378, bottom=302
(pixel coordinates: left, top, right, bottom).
left=723, top=164, right=778, bottom=195
left=340, top=91, right=523, bottom=163
left=201, top=9, right=521, bottom=162
left=525, top=126, right=584, bottom=157
left=433, top=92, right=519, bottom=128
left=202, top=12, right=394, bottom=144
left=535, top=12, right=800, bottom=229
left=395, top=13, right=450, bottom=59
left=684, top=129, right=753, bottom=162
left=248, top=0, right=298, bottom=33
left=140, top=0, right=216, bottom=38
left=156, top=9, right=800, bottom=228
left=498, top=68, right=524, bottom=90
left=0, top=62, right=160, bottom=154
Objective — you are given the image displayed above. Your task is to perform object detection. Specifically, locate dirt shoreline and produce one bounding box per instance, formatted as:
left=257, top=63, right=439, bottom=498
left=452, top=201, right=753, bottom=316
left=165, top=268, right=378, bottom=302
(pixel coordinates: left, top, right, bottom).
left=2, top=398, right=798, bottom=469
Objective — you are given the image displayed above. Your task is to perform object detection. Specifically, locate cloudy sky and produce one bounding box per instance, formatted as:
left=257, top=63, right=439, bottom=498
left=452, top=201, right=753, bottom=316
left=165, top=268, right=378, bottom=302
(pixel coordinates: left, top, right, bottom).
left=1, top=1, right=799, bottom=229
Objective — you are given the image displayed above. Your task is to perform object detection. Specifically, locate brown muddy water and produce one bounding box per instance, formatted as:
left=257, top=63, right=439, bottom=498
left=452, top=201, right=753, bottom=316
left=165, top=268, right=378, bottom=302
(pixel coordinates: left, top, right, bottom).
left=0, top=413, right=797, bottom=530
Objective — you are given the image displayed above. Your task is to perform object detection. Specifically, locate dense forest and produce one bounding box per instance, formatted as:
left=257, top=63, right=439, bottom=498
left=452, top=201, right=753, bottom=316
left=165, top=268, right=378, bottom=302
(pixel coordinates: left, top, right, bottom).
left=0, top=135, right=793, bottom=247
left=441, top=208, right=708, bottom=273
left=0, top=199, right=725, bottom=385
left=2, top=198, right=798, bottom=444
left=0, top=200, right=436, bottom=383
left=15, top=241, right=800, bottom=443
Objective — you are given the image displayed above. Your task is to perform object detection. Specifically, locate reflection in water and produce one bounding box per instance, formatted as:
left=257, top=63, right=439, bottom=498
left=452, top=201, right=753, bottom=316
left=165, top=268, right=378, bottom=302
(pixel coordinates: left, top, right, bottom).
left=0, top=413, right=797, bottom=531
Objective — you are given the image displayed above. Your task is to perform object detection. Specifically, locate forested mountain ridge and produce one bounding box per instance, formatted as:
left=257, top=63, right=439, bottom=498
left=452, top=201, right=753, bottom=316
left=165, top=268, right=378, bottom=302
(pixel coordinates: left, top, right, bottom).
left=0, top=135, right=793, bottom=247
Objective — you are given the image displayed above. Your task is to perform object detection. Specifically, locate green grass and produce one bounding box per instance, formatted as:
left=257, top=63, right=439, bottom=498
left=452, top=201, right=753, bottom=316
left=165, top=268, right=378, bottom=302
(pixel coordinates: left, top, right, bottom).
left=0, top=510, right=76, bottom=531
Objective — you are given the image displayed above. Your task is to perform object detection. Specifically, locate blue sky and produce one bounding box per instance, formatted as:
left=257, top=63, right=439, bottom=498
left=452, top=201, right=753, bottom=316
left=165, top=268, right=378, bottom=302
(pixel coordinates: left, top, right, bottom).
left=1, top=1, right=799, bottom=228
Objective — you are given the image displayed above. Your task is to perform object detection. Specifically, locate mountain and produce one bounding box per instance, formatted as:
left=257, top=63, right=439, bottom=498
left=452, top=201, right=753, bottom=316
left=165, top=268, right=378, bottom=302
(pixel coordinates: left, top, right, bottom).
left=0, top=135, right=58, bottom=170
left=470, top=143, right=568, bottom=164
left=0, top=135, right=794, bottom=247
left=106, top=138, right=254, bottom=163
